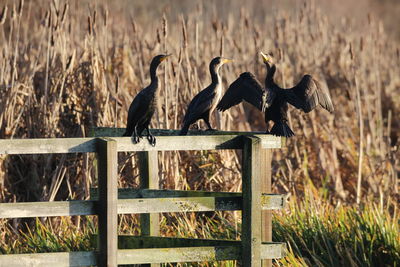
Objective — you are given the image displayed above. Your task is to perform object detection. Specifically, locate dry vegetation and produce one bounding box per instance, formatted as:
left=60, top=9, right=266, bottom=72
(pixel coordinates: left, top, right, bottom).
left=0, top=0, right=399, bottom=265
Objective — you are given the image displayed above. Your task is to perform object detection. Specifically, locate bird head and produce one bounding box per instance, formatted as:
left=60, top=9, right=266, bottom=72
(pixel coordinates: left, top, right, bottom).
left=152, top=54, right=171, bottom=64
left=260, top=52, right=274, bottom=66
left=149, top=54, right=171, bottom=77
left=150, top=54, right=171, bottom=67
left=159, top=54, right=171, bottom=62
left=210, top=57, right=233, bottom=70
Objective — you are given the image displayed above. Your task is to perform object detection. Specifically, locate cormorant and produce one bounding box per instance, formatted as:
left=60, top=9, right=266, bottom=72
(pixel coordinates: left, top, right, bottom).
left=217, top=52, right=334, bottom=137
left=180, top=57, right=232, bottom=135
left=123, top=54, right=170, bottom=145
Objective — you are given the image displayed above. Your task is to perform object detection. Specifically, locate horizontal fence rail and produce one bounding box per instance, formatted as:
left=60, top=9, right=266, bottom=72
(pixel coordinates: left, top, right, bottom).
left=0, top=201, right=95, bottom=218
left=0, top=252, right=97, bottom=267
left=0, top=190, right=286, bottom=219
left=0, top=130, right=282, bottom=154
left=0, top=242, right=285, bottom=266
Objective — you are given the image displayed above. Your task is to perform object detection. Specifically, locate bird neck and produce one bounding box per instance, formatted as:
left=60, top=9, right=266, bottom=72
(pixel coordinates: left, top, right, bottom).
left=210, top=64, right=221, bottom=86
left=149, top=61, right=160, bottom=85
left=265, top=64, right=276, bottom=86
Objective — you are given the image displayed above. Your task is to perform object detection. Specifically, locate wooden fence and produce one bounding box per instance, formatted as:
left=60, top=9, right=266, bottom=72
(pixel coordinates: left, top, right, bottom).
left=0, top=129, right=286, bottom=267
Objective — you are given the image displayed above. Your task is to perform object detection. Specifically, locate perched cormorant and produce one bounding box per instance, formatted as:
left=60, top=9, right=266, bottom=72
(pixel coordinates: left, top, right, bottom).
left=217, top=52, right=334, bottom=137
left=123, top=54, right=170, bottom=145
left=180, top=57, right=232, bottom=135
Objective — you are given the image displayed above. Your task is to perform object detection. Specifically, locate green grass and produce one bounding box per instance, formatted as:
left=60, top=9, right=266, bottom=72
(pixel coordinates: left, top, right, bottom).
left=1, top=199, right=399, bottom=267
left=273, top=197, right=400, bottom=267
left=0, top=218, right=94, bottom=254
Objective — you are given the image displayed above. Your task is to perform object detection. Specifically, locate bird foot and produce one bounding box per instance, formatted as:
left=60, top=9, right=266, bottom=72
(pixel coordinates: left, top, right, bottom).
left=132, top=135, right=141, bottom=144
left=147, top=135, right=156, bottom=146
left=205, top=128, right=216, bottom=132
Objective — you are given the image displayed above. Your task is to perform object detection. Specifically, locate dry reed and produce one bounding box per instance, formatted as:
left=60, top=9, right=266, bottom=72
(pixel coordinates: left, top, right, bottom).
left=0, top=0, right=398, bottom=246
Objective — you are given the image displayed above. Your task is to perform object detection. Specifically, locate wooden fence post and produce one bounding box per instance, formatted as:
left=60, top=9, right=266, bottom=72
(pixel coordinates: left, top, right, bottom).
left=97, top=138, right=118, bottom=267
left=137, top=151, right=160, bottom=267
left=242, top=136, right=262, bottom=267
left=261, top=148, right=272, bottom=267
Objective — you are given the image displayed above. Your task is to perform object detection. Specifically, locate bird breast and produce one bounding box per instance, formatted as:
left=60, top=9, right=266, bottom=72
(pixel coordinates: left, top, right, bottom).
left=210, top=83, right=222, bottom=113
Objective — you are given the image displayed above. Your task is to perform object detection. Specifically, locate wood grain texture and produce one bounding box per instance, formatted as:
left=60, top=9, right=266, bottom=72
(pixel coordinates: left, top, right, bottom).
left=93, top=127, right=282, bottom=150
left=137, top=151, right=160, bottom=267
left=97, top=138, right=118, bottom=267
left=0, top=193, right=284, bottom=219
left=117, top=247, right=240, bottom=264
left=242, top=136, right=262, bottom=267
left=116, top=196, right=241, bottom=213
left=117, top=243, right=284, bottom=264
left=138, top=151, right=160, bottom=237
left=117, top=236, right=285, bottom=257
left=261, top=148, right=272, bottom=267
left=0, top=133, right=281, bottom=155
left=0, top=243, right=285, bottom=266
left=0, top=251, right=96, bottom=267
left=0, top=201, right=95, bottom=218
left=0, top=138, right=97, bottom=154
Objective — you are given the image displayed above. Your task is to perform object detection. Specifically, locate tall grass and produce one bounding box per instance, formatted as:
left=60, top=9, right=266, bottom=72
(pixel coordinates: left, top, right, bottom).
left=274, top=194, right=400, bottom=266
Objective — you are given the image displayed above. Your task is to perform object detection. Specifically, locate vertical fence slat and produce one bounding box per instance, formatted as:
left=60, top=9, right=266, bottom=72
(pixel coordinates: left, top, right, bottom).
left=242, top=136, right=262, bottom=267
left=138, top=151, right=160, bottom=267
left=97, top=138, right=118, bottom=267
left=261, top=148, right=272, bottom=267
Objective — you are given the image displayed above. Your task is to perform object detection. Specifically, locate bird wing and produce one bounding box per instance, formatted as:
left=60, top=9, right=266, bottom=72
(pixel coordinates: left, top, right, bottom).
left=125, top=90, right=150, bottom=130
left=217, top=72, right=269, bottom=112
left=183, top=87, right=216, bottom=124
left=313, top=78, right=334, bottom=112
left=284, top=74, right=334, bottom=113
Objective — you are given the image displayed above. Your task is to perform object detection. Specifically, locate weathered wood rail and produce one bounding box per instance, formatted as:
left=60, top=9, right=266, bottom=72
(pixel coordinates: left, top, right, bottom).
left=0, top=129, right=286, bottom=267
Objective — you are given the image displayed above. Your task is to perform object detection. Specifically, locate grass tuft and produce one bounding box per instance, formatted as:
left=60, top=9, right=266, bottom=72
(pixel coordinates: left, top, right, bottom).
left=273, top=196, right=400, bottom=267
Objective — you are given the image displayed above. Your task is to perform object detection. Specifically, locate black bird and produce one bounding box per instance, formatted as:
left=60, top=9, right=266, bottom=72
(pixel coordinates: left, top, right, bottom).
left=123, top=54, right=170, bottom=145
left=180, top=57, right=232, bottom=135
left=217, top=52, right=334, bottom=137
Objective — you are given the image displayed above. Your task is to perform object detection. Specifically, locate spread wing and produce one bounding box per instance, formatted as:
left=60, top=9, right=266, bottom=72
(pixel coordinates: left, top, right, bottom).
left=284, top=75, right=334, bottom=113
left=217, top=72, right=272, bottom=112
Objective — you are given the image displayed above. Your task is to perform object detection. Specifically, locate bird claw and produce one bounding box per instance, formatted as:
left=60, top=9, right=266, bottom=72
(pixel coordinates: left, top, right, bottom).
left=132, top=135, right=141, bottom=144
left=147, top=135, right=156, bottom=146
left=205, top=128, right=216, bottom=132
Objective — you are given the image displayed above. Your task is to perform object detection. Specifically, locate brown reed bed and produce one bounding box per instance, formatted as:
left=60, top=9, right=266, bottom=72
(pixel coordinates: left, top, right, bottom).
left=0, top=0, right=398, bottom=257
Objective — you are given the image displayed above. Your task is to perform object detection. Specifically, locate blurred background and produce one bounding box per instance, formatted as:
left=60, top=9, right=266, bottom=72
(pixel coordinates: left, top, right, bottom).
left=0, top=0, right=399, bottom=266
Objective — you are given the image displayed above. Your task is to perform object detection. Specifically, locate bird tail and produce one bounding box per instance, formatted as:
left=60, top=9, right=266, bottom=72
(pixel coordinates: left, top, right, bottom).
left=270, top=121, right=295, bottom=137
left=179, top=124, right=189, bottom=136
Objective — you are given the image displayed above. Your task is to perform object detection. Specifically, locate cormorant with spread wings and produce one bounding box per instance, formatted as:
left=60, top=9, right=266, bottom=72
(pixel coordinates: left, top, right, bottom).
left=217, top=52, right=334, bottom=137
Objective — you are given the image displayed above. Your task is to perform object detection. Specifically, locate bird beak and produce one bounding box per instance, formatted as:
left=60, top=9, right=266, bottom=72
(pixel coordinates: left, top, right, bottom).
left=222, top=58, right=233, bottom=64
left=260, top=52, right=271, bottom=64
left=160, top=54, right=171, bottom=61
